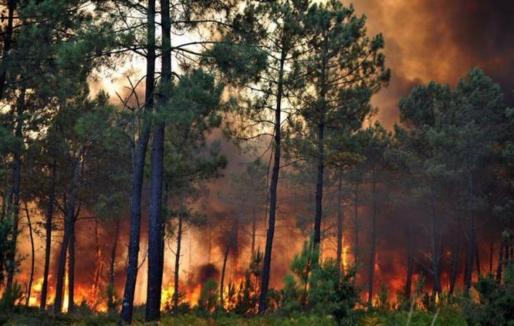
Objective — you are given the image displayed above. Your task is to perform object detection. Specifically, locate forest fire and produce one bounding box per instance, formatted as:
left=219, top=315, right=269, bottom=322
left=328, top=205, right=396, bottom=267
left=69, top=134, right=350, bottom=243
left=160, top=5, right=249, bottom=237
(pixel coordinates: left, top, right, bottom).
left=7, top=207, right=506, bottom=313
left=1, top=0, right=514, bottom=325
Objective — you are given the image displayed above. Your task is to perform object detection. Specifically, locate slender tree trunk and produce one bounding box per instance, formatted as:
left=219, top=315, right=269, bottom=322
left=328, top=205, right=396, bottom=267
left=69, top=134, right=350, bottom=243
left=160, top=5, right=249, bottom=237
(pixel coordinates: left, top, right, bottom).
left=313, top=34, right=329, bottom=250
left=220, top=223, right=237, bottom=307
left=67, top=217, right=76, bottom=312
left=54, top=157, right=81, bottom=314
left=41, top=160, right=56, bottom=310
left=258, top=42, right=286, bottom=315
left=24, top=203, right=34, bottom=307
left=6, top=88, right=25, bottom=290
left=353, top=183, right=360, bottom=266
left=173, top=205, right=184, bottom=311
left=405, top=224, right=414, bottom=299
left=120, top=0, right=156, bottom=322
left=464, top=173, right=475, bottom=294
left=430, top=191, right=441, bottom=294
left=336, top=171, right=344, bottom=275
left=0, top=0, right=16, bottom=100
left=489, top=241, right=494, bottom=275
left=145, top=0, right=171, bottom=320
left=496, top=241, right=504, bottom=282
left=108, top=219, right=121, bottom=312
left=68, top=159, right=82, bottom=314
left=53, top=211, right=70, bottom=314
left=92, top=218, right=102, bottom=299
left=367, top=167, right=378, bottom=307
left=475, top=240, right=481, bottom=276
left=220, top=232, right=230, bottom=307
left=449, top=240, right=460, bottom=295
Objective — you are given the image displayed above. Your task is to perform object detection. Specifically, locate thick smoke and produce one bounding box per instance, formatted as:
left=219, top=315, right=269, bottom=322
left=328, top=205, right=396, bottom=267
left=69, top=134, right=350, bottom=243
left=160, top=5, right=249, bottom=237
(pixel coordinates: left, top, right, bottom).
left=347, top=0, right=514, bottom=127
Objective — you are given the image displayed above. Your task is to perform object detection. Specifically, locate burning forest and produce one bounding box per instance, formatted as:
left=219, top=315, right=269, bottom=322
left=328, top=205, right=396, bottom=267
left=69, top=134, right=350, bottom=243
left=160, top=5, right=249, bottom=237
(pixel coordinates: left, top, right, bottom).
left=0, top=0, right=513, bottom=325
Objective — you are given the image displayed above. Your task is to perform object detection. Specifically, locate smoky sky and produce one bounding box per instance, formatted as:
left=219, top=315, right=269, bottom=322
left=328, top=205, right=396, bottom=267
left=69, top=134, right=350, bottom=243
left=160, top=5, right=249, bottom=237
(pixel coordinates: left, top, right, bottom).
left=346, top=0, right=514, bottom=127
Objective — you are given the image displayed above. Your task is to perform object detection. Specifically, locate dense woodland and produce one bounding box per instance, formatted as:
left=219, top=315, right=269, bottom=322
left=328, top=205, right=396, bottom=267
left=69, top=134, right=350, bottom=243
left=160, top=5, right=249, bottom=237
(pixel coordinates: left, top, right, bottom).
left=0, top=0, right=513, bottom=325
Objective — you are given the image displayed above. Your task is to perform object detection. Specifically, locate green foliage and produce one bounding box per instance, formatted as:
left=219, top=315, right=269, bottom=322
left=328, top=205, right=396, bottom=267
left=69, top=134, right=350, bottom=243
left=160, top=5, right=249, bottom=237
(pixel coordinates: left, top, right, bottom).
left=196, top=279, right=219, bottom=314
left=463, top=274, right=514, bottom=325
left=0, top=283, right=23, bottom=311
left=360, top=307, right=467, bottom=326
left=281, top=239, right=358, bottom=324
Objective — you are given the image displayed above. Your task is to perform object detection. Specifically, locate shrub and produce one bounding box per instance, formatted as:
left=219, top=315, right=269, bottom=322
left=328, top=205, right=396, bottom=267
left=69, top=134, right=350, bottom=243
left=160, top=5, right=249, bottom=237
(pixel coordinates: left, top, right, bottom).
left=464, top=272, right=514, bottom=326
left=280, top=239, right=358, bottom=324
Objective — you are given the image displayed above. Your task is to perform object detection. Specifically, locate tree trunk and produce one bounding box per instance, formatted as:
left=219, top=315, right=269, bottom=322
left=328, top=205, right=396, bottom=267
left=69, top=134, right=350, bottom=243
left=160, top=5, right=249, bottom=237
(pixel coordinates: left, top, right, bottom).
left=496, top=241, right=504, bottom=282
left=475, top=240, right=481, bottom=276
left=6, top=88, right=25, bottom=290
left=313, top=34, right=329, bottom=250
left=173, top=205, right=184, bottom=311
left=41, top=160, right=56, bottom=310
left=464, top=173, right=475, bottom=294
left=258, top=42, right=286, bottom=315
left=67, top=159, right=82, bottom=314
left=67, top=217, right=76, bottom=312
left=24, top=203, right=34, bottom=307
left=367, top=168, right=378, bottom=307
left=449, top=240, right=460, bottom=295
left=120, top=0, right=156, bottom=323
left=430, top=191, right=441, bottom=294
left=92, top=218, right=102, bottom=299
left=220, top=233, right=230, bottom=307
left=405, top=224, right=414, bottom=299
left=53, top=204, right=70, bottom=314
left=0, top=0, right=16, bottom=100
left=108, top=219, right=121, bottom=312
left=54, top=157, right=81, bottom=314
left=145, top=0, right=170, bottom=321
left=353, top=183, right=360, bottom=266
left=220, top=223, right=236, bottom=307
left=489, top=241, right=494, bottom=275
left=336, top=171, right=344, bottom=275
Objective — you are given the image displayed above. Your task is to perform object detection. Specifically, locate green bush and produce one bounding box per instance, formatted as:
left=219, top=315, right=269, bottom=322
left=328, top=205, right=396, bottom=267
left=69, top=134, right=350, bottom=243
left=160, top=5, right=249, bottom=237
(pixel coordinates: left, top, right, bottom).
left=464, top=272, right=514, bottom=326
left=280, top=239, right=358, bottom=324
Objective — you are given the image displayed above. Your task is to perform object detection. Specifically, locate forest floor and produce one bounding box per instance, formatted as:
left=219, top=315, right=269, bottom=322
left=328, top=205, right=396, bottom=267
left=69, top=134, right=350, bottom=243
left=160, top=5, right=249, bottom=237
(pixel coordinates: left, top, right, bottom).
left=0, top=307, right=468, bottom=325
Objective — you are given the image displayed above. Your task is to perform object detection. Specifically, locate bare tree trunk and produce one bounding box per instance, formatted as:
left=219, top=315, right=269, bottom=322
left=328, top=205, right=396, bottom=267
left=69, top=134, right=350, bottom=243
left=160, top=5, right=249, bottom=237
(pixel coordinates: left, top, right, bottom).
left=67, top=161, right=82, bottom=314
left=496, top=241, right=504, bottom=282
left=67, top=218, right=76, bottom=313
left=145, top=0, right=171, bottom=321
left=489, top=241, right=494, bottom=274
left=430, top=190, right=441, bottom=294
left=53, top=214, right=70, bottom=314
left=449, top=241, right=460, bottom=295
left=24, top=203, right=34, bottom=307
left=313, top=35, right=329, bottom=250
left=258, top=41, right=286, bottom=315
left=41, top=160, right=56, bottom=310
left=220, top=224, right=236, bottom=307
left=92, top=218, right=102, bottom=299
left=405, top=224, right=414, bottom=299
left=120, top=0, right=156, bottom=322
left=367, top=168, right=377, bottom=307
left=55, top=157, right=81, bottom=314
left=336, top=170, right=344, bottom=275
left=173, top=204, right=184, bottom=311
left=475, top=240, right=481, bottom=276
left=464, top=173, right=475, bottom=294
left=353, top=183, right=360, bottom=266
